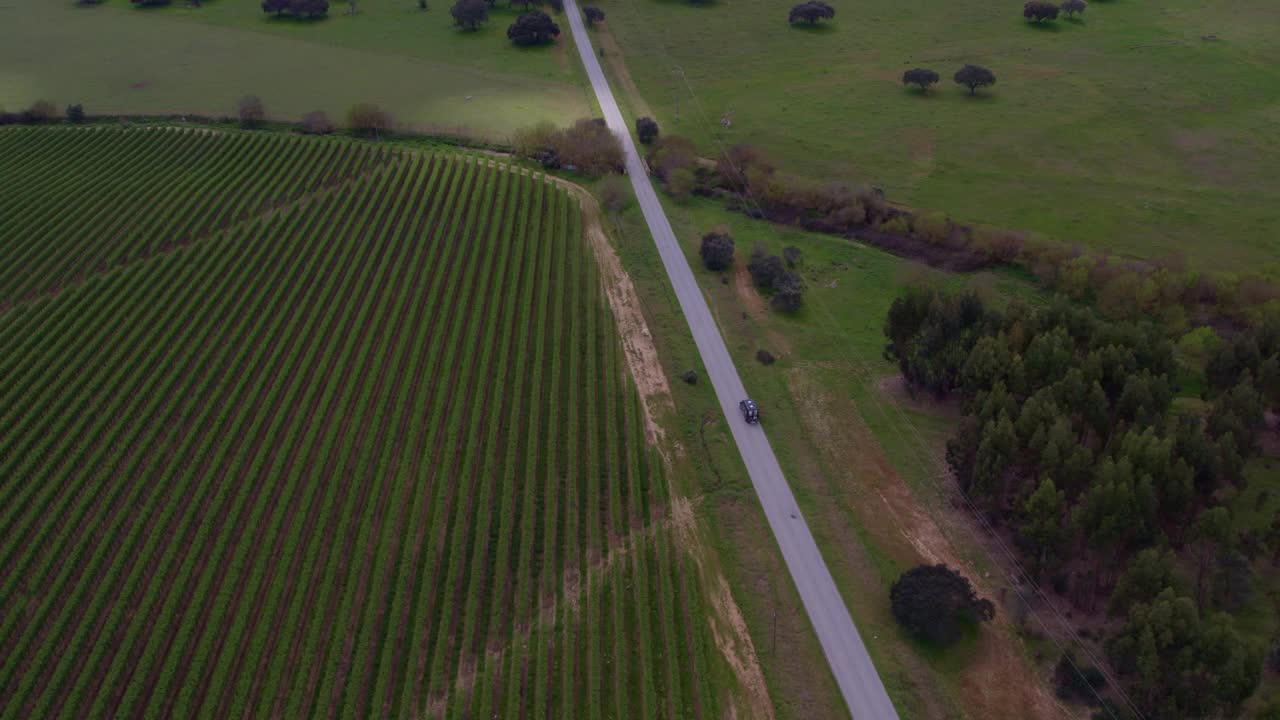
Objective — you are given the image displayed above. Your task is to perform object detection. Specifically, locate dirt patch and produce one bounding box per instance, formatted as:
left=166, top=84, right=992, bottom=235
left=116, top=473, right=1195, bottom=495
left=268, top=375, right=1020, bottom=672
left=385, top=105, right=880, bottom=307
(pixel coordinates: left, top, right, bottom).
left=875, top=374, right=961, bottom=421
left=734, top=263, right=768, bottom=319
left=552, top=177, right=672, bottom=444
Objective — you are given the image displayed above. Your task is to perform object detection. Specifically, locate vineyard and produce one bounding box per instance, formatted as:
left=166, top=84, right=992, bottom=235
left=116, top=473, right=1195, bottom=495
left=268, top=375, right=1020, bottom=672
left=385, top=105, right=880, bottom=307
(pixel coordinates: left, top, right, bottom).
left=0, top=127, right=729, bottom=719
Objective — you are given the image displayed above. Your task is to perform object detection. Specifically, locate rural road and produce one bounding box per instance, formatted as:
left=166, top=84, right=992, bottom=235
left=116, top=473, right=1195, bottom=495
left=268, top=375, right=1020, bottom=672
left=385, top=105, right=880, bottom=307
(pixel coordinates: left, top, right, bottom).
left=561, top=6, right=901, bottom=720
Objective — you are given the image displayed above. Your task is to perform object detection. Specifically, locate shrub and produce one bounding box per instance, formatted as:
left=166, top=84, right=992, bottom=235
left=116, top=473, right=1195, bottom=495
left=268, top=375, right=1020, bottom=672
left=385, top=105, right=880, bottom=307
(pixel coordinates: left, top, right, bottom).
left=347, top=102, right=392, bottom=137
left=20, top=100, right=60, bottom=124
left=635, top=116, right=659, bottom=145
left=649, top=135, right=697, bottom=181
left=699, top=227, right=735, bottom=271
left=237, top=95, right=266, bottom=129
left=902, top=68, right=940, bottom=94
left=263, top=0, right=329, bottom=16
left=553, top=119, right=623, bottom=175
left=680, top=369, right=698, bottom=385
left=507, top=11, right=560, bottom=46
left=65, top=104, right=85, bottom=124
left=783, top=246, right=802, bottom=267
left=756, top=349, right=776, bottom=365
left=598, top=175, right=633, bottom=212
left=299, top=110, right=334, bottom=134
left=583, top=4, right=604, bottom=25
left=716, top=143, right=773, bottom=193
left=666, top=167, right=695, bottom=198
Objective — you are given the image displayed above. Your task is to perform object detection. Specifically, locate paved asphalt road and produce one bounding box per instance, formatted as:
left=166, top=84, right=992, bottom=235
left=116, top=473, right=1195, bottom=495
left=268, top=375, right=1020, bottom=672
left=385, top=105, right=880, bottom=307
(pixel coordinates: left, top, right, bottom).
left=561, top=5, right=900, bottom=719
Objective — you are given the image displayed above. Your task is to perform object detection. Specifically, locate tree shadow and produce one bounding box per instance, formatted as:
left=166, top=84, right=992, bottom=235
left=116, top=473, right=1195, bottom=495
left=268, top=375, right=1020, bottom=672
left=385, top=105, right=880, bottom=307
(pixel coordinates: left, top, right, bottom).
left=1064, top=16, right=1086, bottom=24
left=901, top=87, right=938, bottom=98
left=263, top=12, right=332, bottom=23
left=1024, top=20, right=1063, bottom=32
left=788, top=21, right=835, bottom=32
left=959, top=90, right=998, bottom=101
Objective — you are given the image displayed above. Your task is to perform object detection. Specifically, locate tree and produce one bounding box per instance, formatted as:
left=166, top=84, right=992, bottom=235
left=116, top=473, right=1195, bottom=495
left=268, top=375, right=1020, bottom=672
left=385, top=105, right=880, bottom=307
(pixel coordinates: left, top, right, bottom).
left=299, top=110, right=334, bottom=135
left=635, top=116, right=659, bottom=145
left=771, top=272, right=804, bottom=312
left=237, top=95, right=265, bottom=129
left=1190, top=506, right=1232, bottom=609
left=347, top=102, right=392, bottom=137
left=599, top=174, right=632, bottom=212
left=1060, top=0, right=1085, bottom=18
left=890, top=564, right=994, bottom=645
left=65, top=104, right=85, bottom=124
left=583, top=4, right=604, bottom=25
left=787, top=0, right=834, bottom=24
left=902, top=68, right=940, bottom=95
left=1023, top=0, right=1060, bottom=23
left=1108, top=589, right=1261, bottom=718
left=507, top=11, right=560, bottom=46
left=1020, top=477, right=1066, bottom=575
left=953, top=64, right=996, bottom=96
left=450, top=0, right=488, bottom=30
left=131, top=0, right=171, bottom=6
left=291, top=0, right=329, bottom=16
left=1108, top=548, right=1178, bottom=616
left=699, top=228, right=735, bottom=271
left=262, top=0, right=289, bottom=14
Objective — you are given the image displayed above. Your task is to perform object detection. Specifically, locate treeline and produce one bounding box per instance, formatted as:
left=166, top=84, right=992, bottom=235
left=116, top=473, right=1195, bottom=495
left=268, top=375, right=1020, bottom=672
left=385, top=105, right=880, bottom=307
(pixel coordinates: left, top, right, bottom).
left=884, top=288, right=1279, bottom=718
left=641, top=131, right=1279, bottom=328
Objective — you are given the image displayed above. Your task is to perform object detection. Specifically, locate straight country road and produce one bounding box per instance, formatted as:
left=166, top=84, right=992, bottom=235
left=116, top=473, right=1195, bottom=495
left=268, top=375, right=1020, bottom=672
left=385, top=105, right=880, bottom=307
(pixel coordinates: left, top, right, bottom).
left=560, top=5, right=901, bottom=719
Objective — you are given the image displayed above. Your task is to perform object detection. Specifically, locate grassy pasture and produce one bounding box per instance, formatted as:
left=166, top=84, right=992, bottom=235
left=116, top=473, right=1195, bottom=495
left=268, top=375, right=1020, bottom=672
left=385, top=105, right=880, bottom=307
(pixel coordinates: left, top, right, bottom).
left=600, top=0, right=1280, bottom=272
left=0, top=0, right=591, bottom=139
left=0, top=127, right=728, bottom=719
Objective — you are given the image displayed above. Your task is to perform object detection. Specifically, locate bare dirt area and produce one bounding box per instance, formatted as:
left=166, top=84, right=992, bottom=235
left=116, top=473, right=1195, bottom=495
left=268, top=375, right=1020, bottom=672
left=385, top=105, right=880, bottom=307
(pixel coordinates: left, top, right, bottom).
left=788, top=366, right=1070, bottom=720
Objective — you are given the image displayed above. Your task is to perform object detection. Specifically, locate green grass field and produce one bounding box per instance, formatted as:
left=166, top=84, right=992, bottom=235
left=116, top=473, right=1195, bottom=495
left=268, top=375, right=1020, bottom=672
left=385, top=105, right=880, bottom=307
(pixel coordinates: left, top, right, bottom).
left=600, top=0, right=1280, bottom=272
left=0, top=126, right=730, bottom=719
left=0, top=0, right=592, bottom=139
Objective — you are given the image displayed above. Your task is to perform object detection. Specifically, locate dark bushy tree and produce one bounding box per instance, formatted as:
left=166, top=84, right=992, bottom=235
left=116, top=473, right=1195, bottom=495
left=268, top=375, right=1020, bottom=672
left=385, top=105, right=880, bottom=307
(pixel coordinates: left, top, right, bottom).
left=237, top=95, right=265, bottom=129
left=788, top=0, right=834, bottom=24
left=65, top=104, right=85, bottom=124
left=1023, top=0, right=1060, bottom=22
left=783, top=246, right=802, bottom=267
left=583, top=4, right=604, bottom=25
left=507, top=10, right=560, bottom=45
left=635, top=116, right=659, bottom=145
left=890, top=564, right=994, bottom=645
left=700, top=228, right=735, bottom=271
left=262, top=0, right=290, bottom=14
left=450, top=0, right=488, bottom=29
left=902, top=68, right=940, bottom=94
left=954, top=64, right=996, bottom=95
left=131, top=0, right=171, bottom=6
left=1060, top=0, right=1085, bottom=17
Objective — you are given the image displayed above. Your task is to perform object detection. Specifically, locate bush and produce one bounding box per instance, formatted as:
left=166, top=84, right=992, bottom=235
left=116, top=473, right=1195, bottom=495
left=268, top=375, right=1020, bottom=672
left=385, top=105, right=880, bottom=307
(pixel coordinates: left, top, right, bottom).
left=515, top=119, right=623, bottom=176
left=788, top=0, right=834, bottom=24
left=666, top=167, right=695, bottom=198
left=756, top=349, right=776, bottom=365
left=716, top=143, right=773, bottom=194
left=680, top=369, right=698, bottom=385
left=15, top=100, right=60, bottom=124
left=772, top=272, right=804, bottom=312
left=700, top=227, right=735, bottom=271
left=583, top=4, right=604, bottom=25
left=649, top=135, right=697, bottom=182
left=598, top=175, right=632, bottom=212
left=1061, top=0, right=1085, bottom=17
left=347, top=102, right=392, bottom=137
left=237, top=95, right=266, bottom=129
left=262, top=0, right=330, bottom=16
left=635, top=116, right=659, bottom=145
left=299, top=110, right=334, bottom=135
left=65, top=104, right=85, bottom=124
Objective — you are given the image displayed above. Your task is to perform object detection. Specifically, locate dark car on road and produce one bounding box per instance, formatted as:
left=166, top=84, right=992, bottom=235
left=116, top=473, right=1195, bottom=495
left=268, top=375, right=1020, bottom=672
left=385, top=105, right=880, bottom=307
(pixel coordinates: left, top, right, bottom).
left=739, top=399, right=759, bottom=424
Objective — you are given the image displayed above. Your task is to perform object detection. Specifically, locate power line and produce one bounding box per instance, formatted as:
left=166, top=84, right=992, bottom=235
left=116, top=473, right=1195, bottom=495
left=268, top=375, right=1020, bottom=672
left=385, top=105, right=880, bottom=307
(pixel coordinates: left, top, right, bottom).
left=638, top=28, right=1144, bottom=720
